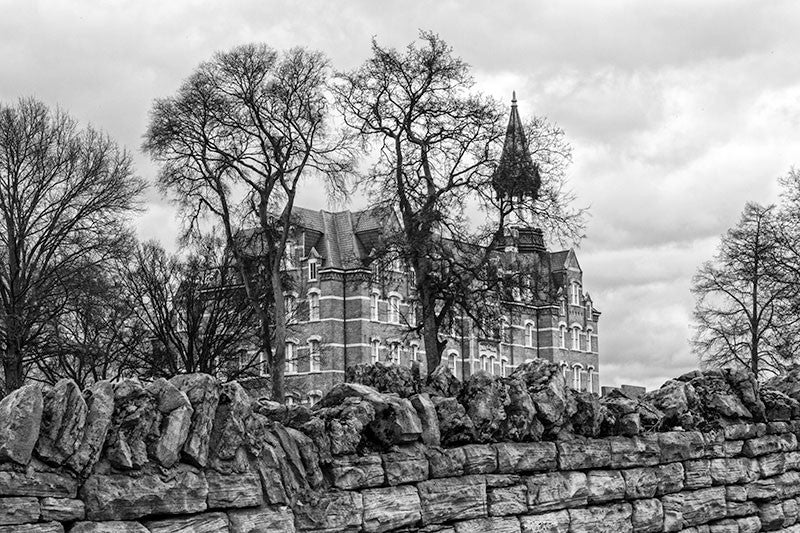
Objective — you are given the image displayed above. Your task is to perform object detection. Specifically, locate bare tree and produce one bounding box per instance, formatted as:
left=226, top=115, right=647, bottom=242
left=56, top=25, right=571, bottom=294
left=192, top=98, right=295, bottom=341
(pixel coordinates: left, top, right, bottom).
left=122, top=238, right=260, bottom=379
left=692, top=202, right=798, bottom=377
left=336, top=32, right=584, bottom=374
left=144, top=44, right=353, bottom=401
left=0, top=98, right=145, bottom=392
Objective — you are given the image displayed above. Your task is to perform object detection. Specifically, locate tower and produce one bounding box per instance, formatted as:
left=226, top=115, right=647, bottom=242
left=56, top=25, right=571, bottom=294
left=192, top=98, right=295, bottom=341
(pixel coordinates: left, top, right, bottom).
left=491, top=92, right=541, bottom=204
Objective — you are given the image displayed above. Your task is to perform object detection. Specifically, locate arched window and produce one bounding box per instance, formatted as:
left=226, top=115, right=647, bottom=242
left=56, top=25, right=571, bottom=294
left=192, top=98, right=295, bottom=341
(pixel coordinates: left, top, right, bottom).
left=308, top=258, right=318, bottom=281
left=370, top=292, right=379, bottom=322
left=407, top=303, right=416, bottom=327
left=489, top=356, right=496, bottom=376
left=410, top=344, right=420, bottom=367
left=480, top=354, right=488, bottom=372
left=388, top=296, right=401, bottom=324
left=586, top=301, right=592, bottom=318
left=587, top=366, right=594, bottom=393
left=389, top=342, right=400, bottom=365
left=571, top=326, right=581, bottom=350
left=285, top=343, right=297, bottom=374
left=586, top=328, right=594, bottom=353
left=309, top=340, right=320, bottom=372
left=560, top=361, right=567, bottom=378
left=371, top=340, right=380, bottom=363
left=572, top=364, right=582, bottom=390
left=525, top=323, right=535, bottom=348
left=284, top=294, right=296, bottom=317
left=308, top=292, right=320, bottom=322
left=559, top=325, right=567, bottom=349
left=560, top=299, right=566, bottom=315
left=500, top=358, right=508, bottom=377
left=448, top=351, right=458, bottom=376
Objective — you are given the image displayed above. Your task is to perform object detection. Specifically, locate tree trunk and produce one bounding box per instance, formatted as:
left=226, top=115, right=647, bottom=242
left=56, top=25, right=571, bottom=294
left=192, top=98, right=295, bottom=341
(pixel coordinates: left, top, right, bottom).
left=269, top=264, right=286, bottom=403
left=3, top=341, right=23, bottom=393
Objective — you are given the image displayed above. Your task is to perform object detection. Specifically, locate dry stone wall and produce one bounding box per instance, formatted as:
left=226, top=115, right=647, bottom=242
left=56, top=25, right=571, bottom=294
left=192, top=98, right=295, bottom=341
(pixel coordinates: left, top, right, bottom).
left=3, top=361, right=800, bottom=531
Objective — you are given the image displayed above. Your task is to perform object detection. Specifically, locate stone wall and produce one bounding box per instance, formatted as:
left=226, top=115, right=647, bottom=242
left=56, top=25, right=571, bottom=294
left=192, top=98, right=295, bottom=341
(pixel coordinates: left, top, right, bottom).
left=2, top=360, right=800, bottom=532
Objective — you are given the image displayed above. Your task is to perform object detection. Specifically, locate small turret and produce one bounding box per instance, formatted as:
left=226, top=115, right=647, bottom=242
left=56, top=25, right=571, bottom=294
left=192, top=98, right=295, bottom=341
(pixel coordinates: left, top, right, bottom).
left=492, top=92, right=541, bottom=202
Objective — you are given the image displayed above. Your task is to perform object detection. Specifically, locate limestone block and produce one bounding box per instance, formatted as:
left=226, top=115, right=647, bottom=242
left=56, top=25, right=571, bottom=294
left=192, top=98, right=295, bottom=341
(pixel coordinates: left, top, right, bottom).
left=785, top=498, right=800, bottom=527
left=568, top=503, right=633, bottom=533
left=746, top=478, right=778, bottom=501
left=363, top=485, right=422, bottom=532
left=36, top=379, right=87, bottom=466
left=736, top=516, right=761, bottom=533
left=586, top=470, right=625, bottom=503
left=68, top=381, right=114, bottom=474
left=608, top=435, right=660, bottom=468
left=417, top=475, right=487, bottom=525
left=709, top=457, right=756, bottom=485
left=759, top=501, right=785, bottom=531
left=461, top=445, right=497, bottom=474
left=622, top=467, right=659, bottom=499
left=786, top=450, right=800, bottom=470
left=758, top=452, right=786, bottom=477
left=495, top=442, right=556, bottom=474
left=488, top=484, right=527, bottom=517
left=382, top=445, right=428, bottom=486
left=708, top=519, right=739, bottom=533
left=293, top=492, right=361, bottom=532
left=81, top=468, right=208, bottom=521
left=556, top=439, right=610, bottom=470
left=662, top=487, right=726, bottom=531
left=727, top=500, right=758, bottom=518
left=779, top=470, right=800, bottom=497
left=453, top=516, right=521, bottom=533
left=144, top=512, right=229, bottom=533
left=170, top=373, right=220, bottom=468
left=426, top=447, right=465, bottom=479
left=742, top=434, right=785, bottom=457
left=0, top=497, right=39, bottom=525
left=227, top=505, right=295, bottom=533
left=527, top=471, right=587, bottom=513
left=70, top=522, right=148, bottom=533
left=0, top=523, right=63, bottom=532
left=0, top=470, right=77, bottom=498
left=0, top=385, right=43, bottom=465
left=658, top=431, right=705, bottom=463
left=631, top=498, right=662, bottom=533
left=723, top=423, right=759, bottom=440
left=518, top=510, right=569, bottom=533
left=39, top=497, right=84, bottom=522
left=325, top=453, right=384, bottom=490
left=206, top=470, right=263, bottom=509
left=722, top=440, right=743, bottom=457
left=655, top=462, right=684, bottom=495
left=683, top=459, right=712, bottom=489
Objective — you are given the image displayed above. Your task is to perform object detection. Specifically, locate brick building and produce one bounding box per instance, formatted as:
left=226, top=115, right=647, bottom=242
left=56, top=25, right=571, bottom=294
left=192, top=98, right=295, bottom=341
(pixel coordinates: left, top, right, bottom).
left=244, top=96, right=600, bottom=404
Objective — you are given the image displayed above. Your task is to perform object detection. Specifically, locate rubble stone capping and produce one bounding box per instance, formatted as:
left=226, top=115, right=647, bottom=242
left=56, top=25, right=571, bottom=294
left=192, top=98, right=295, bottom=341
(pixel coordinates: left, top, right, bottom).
left=1, top=361, right=800, bottom=532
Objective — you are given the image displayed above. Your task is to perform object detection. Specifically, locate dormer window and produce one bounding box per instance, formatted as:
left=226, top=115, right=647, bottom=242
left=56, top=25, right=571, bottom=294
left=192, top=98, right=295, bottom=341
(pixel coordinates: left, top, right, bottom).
left=308, top=258, right=318, bottom=281
left=571, top=282, right=581, bottom=306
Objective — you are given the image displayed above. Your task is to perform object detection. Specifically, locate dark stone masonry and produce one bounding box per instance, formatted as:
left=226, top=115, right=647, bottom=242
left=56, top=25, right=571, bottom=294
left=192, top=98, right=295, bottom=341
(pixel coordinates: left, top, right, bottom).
left=3, top=359, right=800, bottom=531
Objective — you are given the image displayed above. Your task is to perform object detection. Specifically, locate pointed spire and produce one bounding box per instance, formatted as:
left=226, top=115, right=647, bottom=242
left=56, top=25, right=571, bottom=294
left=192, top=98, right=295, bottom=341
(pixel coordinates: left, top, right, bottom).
left=492, top=93, right=541, bottom=202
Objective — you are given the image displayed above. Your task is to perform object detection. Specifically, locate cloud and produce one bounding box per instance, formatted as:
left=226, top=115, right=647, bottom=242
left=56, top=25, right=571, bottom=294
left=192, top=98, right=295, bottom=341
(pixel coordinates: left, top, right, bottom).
left=2, top=0, right=800, bottom=390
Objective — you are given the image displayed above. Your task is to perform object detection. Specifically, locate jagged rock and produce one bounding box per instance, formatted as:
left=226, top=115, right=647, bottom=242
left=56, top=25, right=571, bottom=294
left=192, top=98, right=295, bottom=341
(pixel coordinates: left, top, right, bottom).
left=347, top=362, right=420, bottom=398
left=0, top=384, right=43, bottom=465
left=410, top=393, right=441, bottom=447
left=151, top=403, right=193, bottom=468
left=285, top=427, right=323, bottom=489
left=315, top=398, right=375, bottom=456
left=170, top=373, right=220, bottom=468
left=431, top=396, right=475, bottom=446
left=0, top=496, right=40, bottom=525
left=40, top=496, right=85, bottom=521
left=500, top=376, right=543, bottom=441
left=144, top=512, right=229, bottom=532
left=69, top=381, right=115, bottom=475
left=600, top=390, right=641, bottom=436
left=36, top=379, right=87, bottom=466
left=761, top=387, right=800, bottom=421
left=81, top=466, right=208, bottom=521
left=424, top=364, right=462, bottom=398
left=71, top=522, right=149, bottom=533
left=510, top=360, right=574, bottom=436
left=765, top=367, right=800, bottom=403
left=458, top=372, right=509, bottom=442
left=147, top=378, right=189, bottom=414
left=643, top=379, right=696, bottom=429
left=254, top=399, right=313, bottom=430
left=723, top=367, right=765, bottom=421
left=570, top=390, right=604, bottom=437
left=209, top=381, right=251, bottom=462
left=104, top=379, right=159, bottom=470
left=686, top=370, right=752, bottom=424
left=317, top=383, right=422, bottom=448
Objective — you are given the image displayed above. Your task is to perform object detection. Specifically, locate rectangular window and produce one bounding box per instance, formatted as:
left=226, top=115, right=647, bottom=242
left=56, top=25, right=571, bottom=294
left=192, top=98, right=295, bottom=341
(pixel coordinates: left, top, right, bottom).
left=285, top=343, right=297, bottom=374
left=308, top=260, right=318, bottom=281
left=309, top=293, right=320, bottom=321
left=571, top=328, right=580, bottom=350
left=309, top=340, right=320, bottom=372
left=407, top=303, right=416, bottom=327
left=410, top=345, right=419, bottom=367
left=571, top=283, right=581, bottom=306
left=370, top=293, right=379, bottom=322
left=371, top=340, right=380, bottom=363
left=389, top=296, right=400, bottom=324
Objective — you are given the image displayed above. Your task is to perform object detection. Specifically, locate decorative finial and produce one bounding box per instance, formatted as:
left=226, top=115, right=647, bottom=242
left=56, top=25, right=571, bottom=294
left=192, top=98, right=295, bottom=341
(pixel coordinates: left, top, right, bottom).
left=512, top=91, right=517, bottom=106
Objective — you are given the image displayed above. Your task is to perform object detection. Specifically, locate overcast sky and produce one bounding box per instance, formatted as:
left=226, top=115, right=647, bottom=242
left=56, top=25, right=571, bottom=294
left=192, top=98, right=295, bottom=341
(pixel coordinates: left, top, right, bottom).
left=2, top=0, right=799, bottom=390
